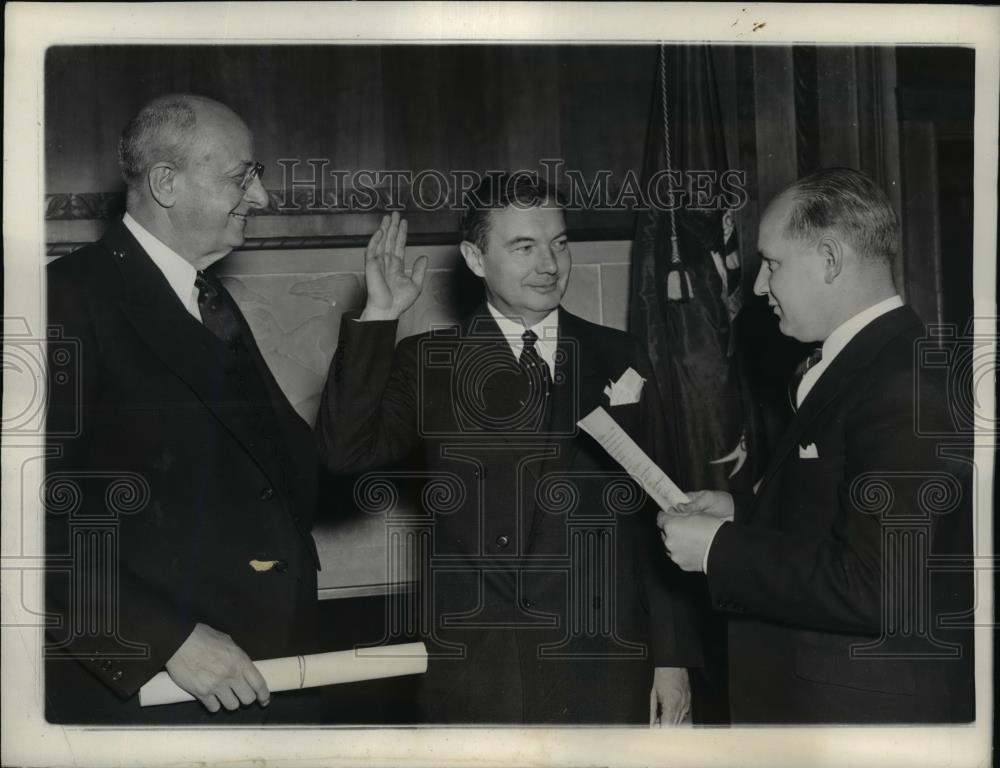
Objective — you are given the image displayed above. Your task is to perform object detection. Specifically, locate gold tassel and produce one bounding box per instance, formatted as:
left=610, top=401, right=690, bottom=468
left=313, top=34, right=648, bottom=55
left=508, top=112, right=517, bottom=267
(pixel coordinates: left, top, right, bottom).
left=665, top=234, right=693, bottom=302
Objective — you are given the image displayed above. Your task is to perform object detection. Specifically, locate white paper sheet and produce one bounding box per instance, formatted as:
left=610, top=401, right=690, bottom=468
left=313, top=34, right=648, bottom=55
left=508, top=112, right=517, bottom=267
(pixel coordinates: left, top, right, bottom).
left=578, top=406, right=689, bottom=509
left=139, top=641, right=428, bottom=707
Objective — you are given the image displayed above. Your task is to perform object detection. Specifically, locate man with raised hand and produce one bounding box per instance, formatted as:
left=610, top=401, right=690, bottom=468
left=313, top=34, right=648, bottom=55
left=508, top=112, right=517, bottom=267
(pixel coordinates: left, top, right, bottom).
left=317, top=174, right=703, bottom=724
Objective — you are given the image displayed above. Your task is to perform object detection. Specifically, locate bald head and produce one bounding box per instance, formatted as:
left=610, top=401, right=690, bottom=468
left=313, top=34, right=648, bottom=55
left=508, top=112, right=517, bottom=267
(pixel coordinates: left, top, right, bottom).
left=117, top=94, right=266, bottom=268
left=118, top=94, right=248, bottom=193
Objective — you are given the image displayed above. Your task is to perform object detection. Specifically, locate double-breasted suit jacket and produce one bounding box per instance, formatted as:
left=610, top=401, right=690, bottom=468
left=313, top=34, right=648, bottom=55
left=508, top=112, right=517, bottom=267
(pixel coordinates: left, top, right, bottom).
left=317, top=306, right=703, bottom=723
left=706, top=306, right=974, bottom=723
left=45, top=221, right=321, bottom=724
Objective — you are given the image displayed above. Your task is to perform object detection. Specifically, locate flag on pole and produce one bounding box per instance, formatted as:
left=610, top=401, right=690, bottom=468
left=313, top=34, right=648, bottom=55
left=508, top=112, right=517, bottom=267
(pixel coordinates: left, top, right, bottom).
left=631, top=44, right=762, bottom=499
left=630, top=42, right=765, bottom=726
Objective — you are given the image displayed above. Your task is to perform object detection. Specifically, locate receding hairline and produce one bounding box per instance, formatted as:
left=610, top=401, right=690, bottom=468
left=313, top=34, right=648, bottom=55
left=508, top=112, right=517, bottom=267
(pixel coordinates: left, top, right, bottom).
left=119, top=94, right=253, bottom=193
left=761, top=170, right=898, bottom=263
left=758, top=191, right=798, bottom=239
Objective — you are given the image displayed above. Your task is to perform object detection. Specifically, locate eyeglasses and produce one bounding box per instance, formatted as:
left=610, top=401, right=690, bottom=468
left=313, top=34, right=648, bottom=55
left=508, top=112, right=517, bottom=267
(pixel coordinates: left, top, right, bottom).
left=239, top=161, right=265, bottom=192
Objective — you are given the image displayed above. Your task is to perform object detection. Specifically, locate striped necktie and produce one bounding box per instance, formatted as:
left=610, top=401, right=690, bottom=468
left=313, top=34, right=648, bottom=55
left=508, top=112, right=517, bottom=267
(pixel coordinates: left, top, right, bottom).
left=519, top=329, right=552, bottom=394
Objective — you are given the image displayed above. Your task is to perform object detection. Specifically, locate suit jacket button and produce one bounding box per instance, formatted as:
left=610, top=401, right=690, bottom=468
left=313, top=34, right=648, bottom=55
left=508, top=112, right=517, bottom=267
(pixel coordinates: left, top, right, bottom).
left=496, top=535, right=510, bottom=549
left=260, top=487, right=275, bottom=501
left=111, top=670, right=123, bottom=681
left=101, top=660, right=113, bottom=671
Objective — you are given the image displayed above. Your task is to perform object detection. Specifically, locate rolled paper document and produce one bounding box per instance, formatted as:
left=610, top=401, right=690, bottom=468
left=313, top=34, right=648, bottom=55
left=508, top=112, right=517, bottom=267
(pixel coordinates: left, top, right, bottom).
left=578, top=406, right=689, bottom=509
left=139, top=641, right=428, bottom=707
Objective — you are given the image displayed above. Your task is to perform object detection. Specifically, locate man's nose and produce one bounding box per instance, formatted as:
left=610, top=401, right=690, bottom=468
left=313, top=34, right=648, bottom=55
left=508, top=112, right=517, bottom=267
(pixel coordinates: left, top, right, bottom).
left=752, top=264, right=769, bottom=297
left=243, top=175, right=269, bottom=210
left=535, top=247, right=558, bottom=274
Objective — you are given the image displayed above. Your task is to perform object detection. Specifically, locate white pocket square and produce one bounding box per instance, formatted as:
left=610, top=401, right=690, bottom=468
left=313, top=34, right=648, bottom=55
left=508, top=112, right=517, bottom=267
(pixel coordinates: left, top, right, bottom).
left=799, top=443, right=819, bottom=459
left=604, top=367, right=645, bottom=406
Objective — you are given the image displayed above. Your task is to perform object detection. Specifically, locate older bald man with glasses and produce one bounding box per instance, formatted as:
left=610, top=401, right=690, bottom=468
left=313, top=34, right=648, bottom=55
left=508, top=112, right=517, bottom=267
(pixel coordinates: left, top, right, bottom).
left=45, top=94, right=323, bottom=724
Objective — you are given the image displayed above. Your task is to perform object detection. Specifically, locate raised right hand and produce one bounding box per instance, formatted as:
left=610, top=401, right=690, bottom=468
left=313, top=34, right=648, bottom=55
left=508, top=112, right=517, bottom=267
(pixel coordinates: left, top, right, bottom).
left=674, top=489, right=734, bottom=520
left=360, top=211, right=428, bottom=321
left=164, top=622, right=269, bottom=712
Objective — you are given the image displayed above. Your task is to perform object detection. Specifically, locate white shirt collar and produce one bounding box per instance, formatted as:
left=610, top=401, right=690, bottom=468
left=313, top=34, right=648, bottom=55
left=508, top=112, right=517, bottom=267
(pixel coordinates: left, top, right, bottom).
left=821, top=295, right=905, bottom=365
left=797, top=295, right=904, bottom=406
left=486, top=303, right=559, bottom=378
left=122, top=212, right=201, bottom=321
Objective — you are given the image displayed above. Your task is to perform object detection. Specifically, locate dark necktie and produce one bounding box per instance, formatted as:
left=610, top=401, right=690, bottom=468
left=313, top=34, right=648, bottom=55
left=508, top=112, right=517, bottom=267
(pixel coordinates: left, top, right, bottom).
left=789, top=346, right=823, bottom=411
left=195, top=272, right=241, bottom=347
left=519, top=329, right=552, bottom=395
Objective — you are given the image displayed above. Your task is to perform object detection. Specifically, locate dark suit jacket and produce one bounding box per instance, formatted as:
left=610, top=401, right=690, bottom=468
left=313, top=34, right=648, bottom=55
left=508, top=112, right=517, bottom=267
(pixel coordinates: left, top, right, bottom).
left=45, top=221, right=321, bottom=724
left=316, top=306, right=703, bottom=724
left=707, top=306, right=974, bottom=723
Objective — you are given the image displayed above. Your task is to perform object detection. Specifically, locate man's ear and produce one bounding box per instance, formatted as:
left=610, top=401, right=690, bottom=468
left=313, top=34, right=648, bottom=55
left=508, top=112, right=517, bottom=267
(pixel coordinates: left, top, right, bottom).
left=147, top=163, right=178, bottom=208
left=459, top=241, right=486, bottom=278
left=817, top=235, right=844, bottom=284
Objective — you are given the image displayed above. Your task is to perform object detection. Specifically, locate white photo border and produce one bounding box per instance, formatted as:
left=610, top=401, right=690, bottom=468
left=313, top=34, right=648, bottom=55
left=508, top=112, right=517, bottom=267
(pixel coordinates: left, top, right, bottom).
left=3, top=3, right=996, bottom=767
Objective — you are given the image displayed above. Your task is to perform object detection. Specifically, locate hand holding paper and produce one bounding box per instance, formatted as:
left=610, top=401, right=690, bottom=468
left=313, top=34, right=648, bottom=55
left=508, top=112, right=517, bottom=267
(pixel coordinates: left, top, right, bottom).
left=577, top=406, right=688, bottom=509
left=657, top=510, right=726, bottom=573
left=673, top=490, right=735, bottom=520
left=164, top=623, right=269, bottom=712
left=142, top=642, right=428, bottom=707
left=577, top=406, right=732, bottom=573
left=655, top=491, right=733, bottom=572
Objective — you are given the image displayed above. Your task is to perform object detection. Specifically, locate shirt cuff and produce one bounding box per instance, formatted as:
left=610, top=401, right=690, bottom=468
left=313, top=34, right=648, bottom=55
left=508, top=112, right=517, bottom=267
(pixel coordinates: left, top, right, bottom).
left=702, top=518, right=728, bottom=574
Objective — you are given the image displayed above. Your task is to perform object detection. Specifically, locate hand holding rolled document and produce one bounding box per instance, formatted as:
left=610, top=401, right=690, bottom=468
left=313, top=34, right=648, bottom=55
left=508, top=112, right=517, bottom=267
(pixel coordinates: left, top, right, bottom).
left=140, top=641, right=428, bottom=707
left=577, top=406, right=689, bottom=510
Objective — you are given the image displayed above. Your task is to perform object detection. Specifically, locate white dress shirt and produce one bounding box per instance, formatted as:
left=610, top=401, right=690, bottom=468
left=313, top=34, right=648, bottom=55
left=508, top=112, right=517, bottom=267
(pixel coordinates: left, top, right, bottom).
left=796, top=294, right=904, bottom=407
left=703, top=294, right=906, bottom=574
left=122, top=213, right=202, bottom=322
left=487, top=303, right=559, bottom=379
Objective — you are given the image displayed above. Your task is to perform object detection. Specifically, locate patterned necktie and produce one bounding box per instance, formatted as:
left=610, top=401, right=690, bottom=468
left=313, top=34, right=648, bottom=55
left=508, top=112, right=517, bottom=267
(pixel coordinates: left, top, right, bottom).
left=195, top=272, right=241, bottom=347
left=789, top=346, right=823, bottom=411
left=519, top=329, right=552, bottom=394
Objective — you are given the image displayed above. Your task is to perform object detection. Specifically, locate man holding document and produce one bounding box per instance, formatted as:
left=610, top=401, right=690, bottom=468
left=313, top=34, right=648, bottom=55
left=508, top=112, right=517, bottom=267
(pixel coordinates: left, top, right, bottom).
left=658, top=168, right=974, bottom=723
left=45, top=95, right=323, bottom=723
left=316, top=174, right=704, bottom=724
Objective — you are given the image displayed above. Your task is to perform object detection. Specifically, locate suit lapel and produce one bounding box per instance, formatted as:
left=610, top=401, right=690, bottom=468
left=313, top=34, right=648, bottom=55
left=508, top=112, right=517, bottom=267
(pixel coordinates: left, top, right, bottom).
left=526, top=310, right=607, bottom=538
left=453, top=307, right=611, bottom=541
left=102, top=222, right=280, bottom=484
left=541, top=310, right=605, bottom=475
left=755, top=306, right=921, bottom=498
left=459, top=307, right=540, bottom=450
